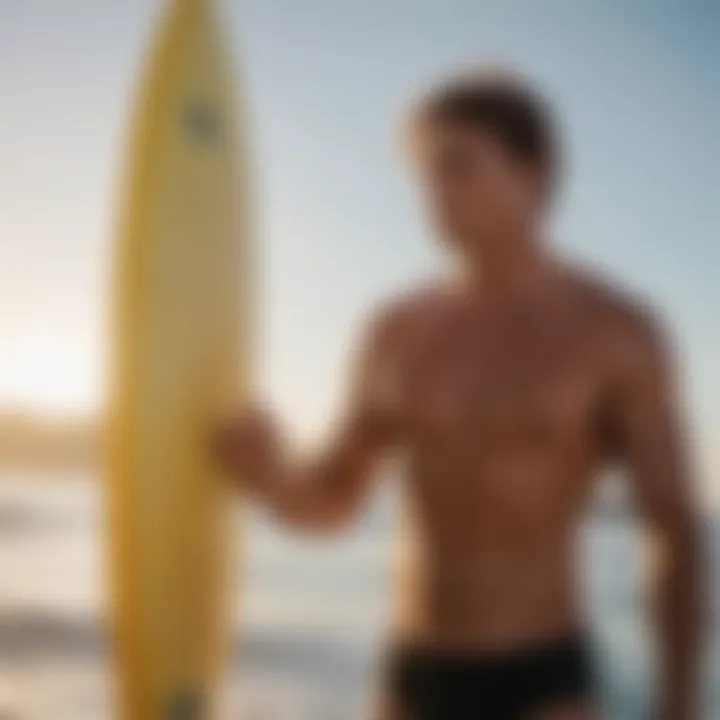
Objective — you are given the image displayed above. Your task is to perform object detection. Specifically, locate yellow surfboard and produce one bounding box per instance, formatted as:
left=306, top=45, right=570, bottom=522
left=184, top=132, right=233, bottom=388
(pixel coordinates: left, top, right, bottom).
left=107, top=1, right=251, bottom=718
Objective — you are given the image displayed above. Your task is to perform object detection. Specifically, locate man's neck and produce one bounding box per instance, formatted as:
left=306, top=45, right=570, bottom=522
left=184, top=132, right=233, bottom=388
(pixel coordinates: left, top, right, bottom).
left=456, top=229, right=552, bottom=300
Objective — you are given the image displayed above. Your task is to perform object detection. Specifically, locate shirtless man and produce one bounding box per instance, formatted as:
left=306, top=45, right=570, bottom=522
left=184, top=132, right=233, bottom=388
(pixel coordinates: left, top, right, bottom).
left=216, top=70, right=704, bottom=719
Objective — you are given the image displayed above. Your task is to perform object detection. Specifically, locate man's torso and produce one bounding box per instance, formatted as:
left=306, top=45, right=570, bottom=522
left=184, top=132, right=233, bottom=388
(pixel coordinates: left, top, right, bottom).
left=374, top=265, right=636, bottom=649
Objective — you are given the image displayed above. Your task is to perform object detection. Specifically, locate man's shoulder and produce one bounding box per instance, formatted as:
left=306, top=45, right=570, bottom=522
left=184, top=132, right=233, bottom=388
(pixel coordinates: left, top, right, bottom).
left=561, top=261, right=658, bottom=327
left=560, top=261, right=671, bottom=366
left=367, top=278, right=452, bottom=338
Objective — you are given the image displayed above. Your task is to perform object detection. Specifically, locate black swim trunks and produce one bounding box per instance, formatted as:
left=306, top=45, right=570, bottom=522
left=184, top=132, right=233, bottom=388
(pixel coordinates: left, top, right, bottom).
left=387, top=634, right=596, bottom=719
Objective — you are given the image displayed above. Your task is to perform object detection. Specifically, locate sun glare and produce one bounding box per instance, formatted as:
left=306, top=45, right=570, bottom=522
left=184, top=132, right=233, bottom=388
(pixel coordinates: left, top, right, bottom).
left=0, top=330, right=99, bottom=416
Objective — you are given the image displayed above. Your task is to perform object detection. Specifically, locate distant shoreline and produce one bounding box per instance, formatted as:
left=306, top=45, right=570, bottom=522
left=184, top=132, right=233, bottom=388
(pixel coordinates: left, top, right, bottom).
left=0, top=410, right=98, bottom=474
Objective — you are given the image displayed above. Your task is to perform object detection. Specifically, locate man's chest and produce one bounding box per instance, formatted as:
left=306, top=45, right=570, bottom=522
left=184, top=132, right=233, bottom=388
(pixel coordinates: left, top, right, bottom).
left=397, top=308, right=603, bottom=442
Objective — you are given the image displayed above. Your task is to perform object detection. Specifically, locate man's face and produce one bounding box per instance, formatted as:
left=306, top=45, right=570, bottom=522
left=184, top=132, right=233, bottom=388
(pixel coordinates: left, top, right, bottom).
left=414, top=120, right=541, bottom=252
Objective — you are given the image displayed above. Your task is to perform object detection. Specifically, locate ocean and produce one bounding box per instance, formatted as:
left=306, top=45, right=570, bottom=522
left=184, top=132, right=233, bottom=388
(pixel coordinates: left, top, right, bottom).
left=0, top=476, right=717, bottom=719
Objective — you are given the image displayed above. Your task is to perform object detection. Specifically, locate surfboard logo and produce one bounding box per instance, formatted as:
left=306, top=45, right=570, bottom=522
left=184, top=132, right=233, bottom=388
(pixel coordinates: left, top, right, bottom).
left=165, top=688, right=206, bottom=720
left=182, top=100, right=222, bottom=144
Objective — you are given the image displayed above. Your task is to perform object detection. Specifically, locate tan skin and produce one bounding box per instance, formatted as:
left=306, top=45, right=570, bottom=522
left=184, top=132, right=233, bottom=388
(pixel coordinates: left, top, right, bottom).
left=217, top=118, right=704, bottom=719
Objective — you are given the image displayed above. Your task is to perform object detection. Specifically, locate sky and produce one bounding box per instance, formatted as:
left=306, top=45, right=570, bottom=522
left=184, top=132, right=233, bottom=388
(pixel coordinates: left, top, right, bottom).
left=0, top=0, right=718, bottom=499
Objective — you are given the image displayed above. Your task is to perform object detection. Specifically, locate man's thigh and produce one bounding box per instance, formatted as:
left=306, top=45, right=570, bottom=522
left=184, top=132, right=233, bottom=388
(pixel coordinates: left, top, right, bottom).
left=374, top=699, right=600, bottom=719
left=370, top=693, right=408, bottom=720
left=533, top=703, right=601, bottom=720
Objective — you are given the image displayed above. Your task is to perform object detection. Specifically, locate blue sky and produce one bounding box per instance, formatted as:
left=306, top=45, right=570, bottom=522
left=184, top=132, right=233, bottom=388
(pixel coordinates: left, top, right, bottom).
left=0, top=0, right=718, bottom=499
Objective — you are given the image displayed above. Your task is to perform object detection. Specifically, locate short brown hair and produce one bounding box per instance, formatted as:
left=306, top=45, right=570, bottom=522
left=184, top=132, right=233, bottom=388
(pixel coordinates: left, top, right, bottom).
left=407, top=68, right=560, bottom=195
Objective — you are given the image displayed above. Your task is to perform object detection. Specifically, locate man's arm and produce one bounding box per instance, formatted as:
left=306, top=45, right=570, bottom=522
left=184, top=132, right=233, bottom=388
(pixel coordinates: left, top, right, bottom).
left=609, top=309, right=705, bottom=720
left=217, top=305, right=404, bottom=532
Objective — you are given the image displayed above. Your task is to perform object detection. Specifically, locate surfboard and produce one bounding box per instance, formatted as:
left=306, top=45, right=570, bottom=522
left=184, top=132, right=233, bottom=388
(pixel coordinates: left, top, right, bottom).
left=107, top=1, right=251, bottom=718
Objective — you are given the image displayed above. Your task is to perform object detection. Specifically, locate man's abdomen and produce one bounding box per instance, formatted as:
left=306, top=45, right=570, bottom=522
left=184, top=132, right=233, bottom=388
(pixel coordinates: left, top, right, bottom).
left=391, top=511, right=582, bottom=650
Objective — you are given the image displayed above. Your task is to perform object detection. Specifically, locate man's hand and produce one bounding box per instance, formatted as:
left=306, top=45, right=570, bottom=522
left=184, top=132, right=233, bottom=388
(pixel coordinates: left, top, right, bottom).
left=215, top=405, right=284, bottom=493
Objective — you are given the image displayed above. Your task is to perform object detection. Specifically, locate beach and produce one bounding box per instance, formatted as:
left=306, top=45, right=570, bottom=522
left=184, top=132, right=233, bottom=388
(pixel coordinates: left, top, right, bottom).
left=0, top=476, right=718, bottom=719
